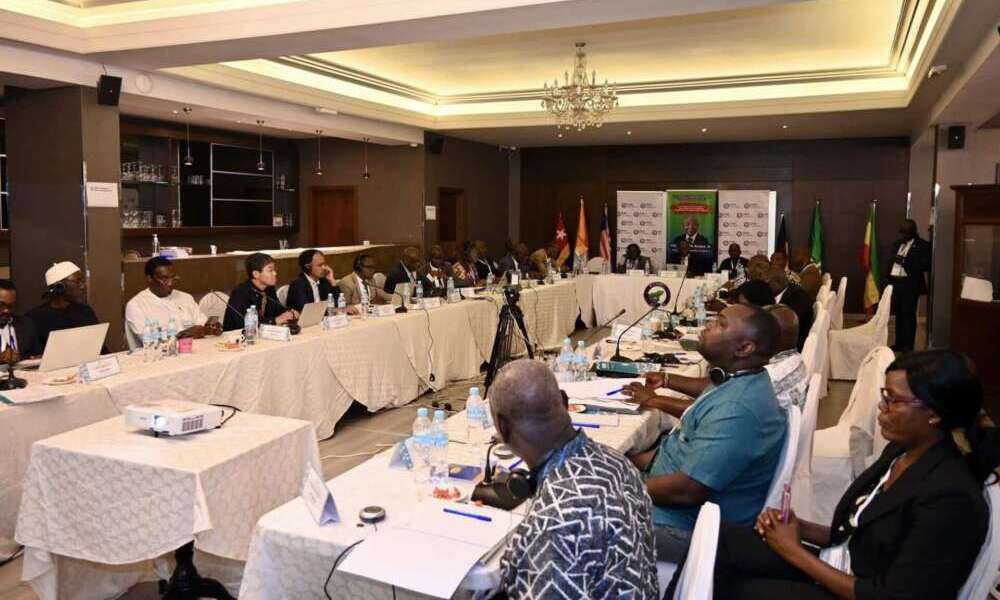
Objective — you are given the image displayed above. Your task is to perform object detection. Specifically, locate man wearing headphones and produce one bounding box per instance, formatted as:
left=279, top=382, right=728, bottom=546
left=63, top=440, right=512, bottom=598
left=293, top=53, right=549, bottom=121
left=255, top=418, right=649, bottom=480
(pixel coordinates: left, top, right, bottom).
left=285, top=249, right=341, bottom=313
left=26, top=261, right=100, bottom=350
left=492, top=359, right=659, bottom=599
left=625, top=304, right=786, bottom=563
left=338, top=253, right=393, bottom=307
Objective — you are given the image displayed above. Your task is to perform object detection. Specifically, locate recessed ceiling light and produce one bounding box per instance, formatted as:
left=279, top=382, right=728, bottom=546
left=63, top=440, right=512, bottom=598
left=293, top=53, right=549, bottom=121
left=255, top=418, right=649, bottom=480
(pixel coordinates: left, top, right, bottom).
left=409, top=143, right=418, bottom=147
left=557, top=133, right=563, bottom=138
left=171, top=109, right=179, bottom=115
left=701, top=127, right=708, bottom=133
left=781, top=124, right=789, bottom=129
left=510, top=146, right=517, bottom=150
left=626, top=130, right=632, bottom=135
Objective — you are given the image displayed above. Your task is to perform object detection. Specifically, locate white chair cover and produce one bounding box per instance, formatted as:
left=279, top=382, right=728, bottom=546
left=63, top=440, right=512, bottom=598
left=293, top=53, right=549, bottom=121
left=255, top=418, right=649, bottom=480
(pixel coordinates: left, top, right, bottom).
left=806, top=346, right=895, bottom=523
left=801, top=331, right=820, bottom=379
left=764, top=406, right=802, bottom=510
left=198, top=292, right=229, bottom=324
left=813, top=306, right=832, bottom=399
left=672, top=502, right=721, bottom=600
left=124, top=325, right=141, bottom=351
left=829, top=285, right=892, bottom=380
left=959, top=484, right=1000, bottom=600
left=830, top=276, right=848, bottom=330
left=822, top=272, right=832, bottom=287
left=276, top=284, right=289, bottom=306
left=791, top=374, right=822, bottom=519
left=586, top=256, right=606, bottom=273
left=372, top=272, right=386, bottom=291
left=816, top=283, right=833, bottom=308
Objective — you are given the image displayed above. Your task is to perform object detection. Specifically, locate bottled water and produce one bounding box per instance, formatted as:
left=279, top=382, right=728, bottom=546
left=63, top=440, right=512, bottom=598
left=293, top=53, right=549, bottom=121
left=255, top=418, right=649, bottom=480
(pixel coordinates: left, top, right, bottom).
left=142, top=320, right=157, bottom=363
left=360, top=293, right=370, bottom=318
left=323, top=295, right=336, bottom=330
left=573, top=341, right=589, bottom=382
left=400, top=283, right=410, bottom=307
left=430, top=410, right=450, bottom=488
left=151, top=233, right=160, bottom=257
left=446, top=277, right=456, bottom=302
left=165, top=316, right=179, bottom=357
left=485, top=272, right=495, bottom=290
left=244, top=306, right=258, bottom=345
left=641, top=318, right=654, bottom=353
left=465, top=387, right=489, bottom=451
left=415, top=279, right=424, bottom=301
left=411, top=408, right=433, bottom=491
left=336, top=294, right=346, bottom=315
left=695, top=284, right=707, bottom=327
left=553, top=338, right=574, bottom=383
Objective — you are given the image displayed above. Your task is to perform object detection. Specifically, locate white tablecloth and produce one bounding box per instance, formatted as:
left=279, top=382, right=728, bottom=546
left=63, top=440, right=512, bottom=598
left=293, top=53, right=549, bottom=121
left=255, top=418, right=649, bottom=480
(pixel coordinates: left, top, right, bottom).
left=15, top=413, right=319, bottom=600
left=591, top=273, right=705, bottom=325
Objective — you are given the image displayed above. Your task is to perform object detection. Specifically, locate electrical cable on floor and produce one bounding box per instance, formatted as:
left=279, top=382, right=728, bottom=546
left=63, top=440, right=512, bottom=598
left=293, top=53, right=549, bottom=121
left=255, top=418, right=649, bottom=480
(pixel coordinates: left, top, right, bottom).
left=0, top=545, right=23, bottom=567
left=320, top=443, right=397, bottom=461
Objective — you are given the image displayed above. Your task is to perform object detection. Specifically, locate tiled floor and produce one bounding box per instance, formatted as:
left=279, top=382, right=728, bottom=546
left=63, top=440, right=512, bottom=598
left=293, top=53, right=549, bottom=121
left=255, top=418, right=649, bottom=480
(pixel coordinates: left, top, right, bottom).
left=0, top=317, right=917, bottom=600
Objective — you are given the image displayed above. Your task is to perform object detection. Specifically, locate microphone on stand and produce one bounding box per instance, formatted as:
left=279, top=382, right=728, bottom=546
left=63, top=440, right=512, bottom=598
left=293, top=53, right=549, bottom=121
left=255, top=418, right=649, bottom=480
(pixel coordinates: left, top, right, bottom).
left=265, top=292, right=301, bottom=335
left=209, top=290, right=247, bottom=325
left=582, top=308, right=627, bottom=345
left=610, top=299, right=670, bottom=363
left=662, top=270, right=689, bottom=341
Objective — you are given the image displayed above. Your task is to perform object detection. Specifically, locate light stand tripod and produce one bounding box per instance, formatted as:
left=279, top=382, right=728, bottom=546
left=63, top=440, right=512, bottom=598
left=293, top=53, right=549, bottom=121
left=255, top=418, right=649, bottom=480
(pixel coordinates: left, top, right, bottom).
left=484, top=286, right=533, bottom=395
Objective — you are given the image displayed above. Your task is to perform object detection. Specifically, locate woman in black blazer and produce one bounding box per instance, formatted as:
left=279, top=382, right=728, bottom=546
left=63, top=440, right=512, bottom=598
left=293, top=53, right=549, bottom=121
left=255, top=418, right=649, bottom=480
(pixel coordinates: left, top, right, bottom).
left=712, top=350, right=995, bottom=600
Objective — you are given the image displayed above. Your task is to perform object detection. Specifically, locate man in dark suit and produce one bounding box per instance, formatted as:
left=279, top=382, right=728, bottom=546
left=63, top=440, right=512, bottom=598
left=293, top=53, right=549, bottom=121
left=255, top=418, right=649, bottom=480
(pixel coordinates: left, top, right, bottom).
left=766, top=266, right=812, bottom=351
left=671, top=217, right=711, bottom=250
left=618, top=243, right=653, bottom=273
left=384, top=246, right=434, bottom=296
left=888, top=219, right=931, bottom=352
left=667, top=240, right=710, bottom=277
left=225, top=253, right=297, bottom=332
left=473, top=240, right=499, bottom=281
left=0, top=279, right=43, bottom=360
left=286, top=249, right=340, bottom=313
left=718, top=243, right=750, bottom=280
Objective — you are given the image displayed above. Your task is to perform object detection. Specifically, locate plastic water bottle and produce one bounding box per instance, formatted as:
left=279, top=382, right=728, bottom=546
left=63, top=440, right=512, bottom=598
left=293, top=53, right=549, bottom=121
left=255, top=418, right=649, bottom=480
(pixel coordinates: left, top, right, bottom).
left=360, top=292, right=370, bottom=317
left=446, top=277, right=455, bottom=302
left=411, top=408, right=433, bottom=490
left=244, top=306, right=258, bottom=345
left=553, top=338, right=574, bottom=382
left=573, top=341, right=588, bottom=381
left=151, top=233, right=160, bottom=257
left=323, top=295, right=336, bottom=330
left=695, top=284, right=707, bottom=327
left=465, top=387, right=489, bottom=449
left=166, top=316, right=179, bottom=357
left=337, top=294, right=346, bottom=315
left=485, top=272, right=495, bottom=290
left=430, top=410, right=449, bottom=488
left=142, top=320, right=157, bottom=363
left=415, top=279, right=424, bottom=301
left=641, top=318, right=654, bottom=353
left=400, top=283, right=411, bottom=307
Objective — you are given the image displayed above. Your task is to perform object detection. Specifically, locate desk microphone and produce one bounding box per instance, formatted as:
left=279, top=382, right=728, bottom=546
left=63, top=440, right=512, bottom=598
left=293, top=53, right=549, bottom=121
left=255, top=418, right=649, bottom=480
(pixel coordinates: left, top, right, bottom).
left=265, top=292, right=302, bottom=335
left=581, top=308, right=626, bottom=345
left=662, top=270, right=689, bottom=340
left=209, top=290, right=246, bottom=325
left=471, top=439, right=527, bottom=511
left=610, top=299, right=670, bottom=362
left=381, top=287, right=408, bottom=313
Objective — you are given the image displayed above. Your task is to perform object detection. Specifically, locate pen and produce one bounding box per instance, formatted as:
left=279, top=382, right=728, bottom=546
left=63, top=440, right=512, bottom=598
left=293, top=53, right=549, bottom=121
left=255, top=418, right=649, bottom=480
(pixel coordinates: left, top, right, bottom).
left=574, top=423, right=602, bottom=429
left=606, top=387, right=625, bottom=396
left=443, top=507, right=493, bottom=522
left=509, top=458, right=523, bottom=470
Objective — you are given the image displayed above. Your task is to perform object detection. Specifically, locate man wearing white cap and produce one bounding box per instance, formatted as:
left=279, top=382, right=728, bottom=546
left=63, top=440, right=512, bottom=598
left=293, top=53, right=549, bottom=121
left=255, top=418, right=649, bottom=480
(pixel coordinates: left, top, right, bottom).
left=26, top=261, right=100, bottom=350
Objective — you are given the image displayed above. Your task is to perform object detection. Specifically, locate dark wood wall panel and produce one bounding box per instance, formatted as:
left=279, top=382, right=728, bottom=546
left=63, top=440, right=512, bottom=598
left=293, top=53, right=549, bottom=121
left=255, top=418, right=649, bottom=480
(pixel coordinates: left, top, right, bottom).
left=520, top=138, right=910, bottom=313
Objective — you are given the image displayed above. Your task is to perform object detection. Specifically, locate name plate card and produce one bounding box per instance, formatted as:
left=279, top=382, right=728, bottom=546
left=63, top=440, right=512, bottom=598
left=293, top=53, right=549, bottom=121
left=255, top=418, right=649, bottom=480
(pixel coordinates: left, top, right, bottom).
left=459, top=288, right=477, bottom=298
left=79, top=356, right=121, bottom=382
left=301, top=464, right=340, bottom=526
left=259, top=324, right=292, bottom=342
left=610, top=323, right=643, bottom=343
left=420, top=297, right=442, bottom=309
left=388, top=437, right=419, bottom=470
left=447, top=292, right=462, bottom=304
left=323, top=314, right=350, bottom=329
left=373, top=304, right=397, bottom=317
left=627, top=269, right=647, bottom=277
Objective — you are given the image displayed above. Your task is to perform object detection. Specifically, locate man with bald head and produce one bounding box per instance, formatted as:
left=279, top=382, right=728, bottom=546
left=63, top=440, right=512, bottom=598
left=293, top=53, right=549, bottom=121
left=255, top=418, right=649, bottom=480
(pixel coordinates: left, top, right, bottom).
left=765, top=265, right=812, bottom=350
left=625, top=304, right=786, bottom=561
left=763, top=304, right=809, bottom=409
left=493, top=360, right=659, bottom=599
left=383, top=246, right=433, bottom=296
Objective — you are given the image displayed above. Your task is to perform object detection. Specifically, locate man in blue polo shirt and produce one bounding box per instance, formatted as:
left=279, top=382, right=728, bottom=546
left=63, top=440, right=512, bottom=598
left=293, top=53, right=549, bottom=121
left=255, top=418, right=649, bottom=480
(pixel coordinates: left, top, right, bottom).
left=629, top=303, right=786, bottom=562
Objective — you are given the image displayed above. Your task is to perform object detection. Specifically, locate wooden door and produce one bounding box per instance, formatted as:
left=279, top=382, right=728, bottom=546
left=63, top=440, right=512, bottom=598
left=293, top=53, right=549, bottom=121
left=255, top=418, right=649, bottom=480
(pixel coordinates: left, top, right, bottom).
left=438, top=187, right=467, bottom=253
left=312, top=186, right=358, bottom=246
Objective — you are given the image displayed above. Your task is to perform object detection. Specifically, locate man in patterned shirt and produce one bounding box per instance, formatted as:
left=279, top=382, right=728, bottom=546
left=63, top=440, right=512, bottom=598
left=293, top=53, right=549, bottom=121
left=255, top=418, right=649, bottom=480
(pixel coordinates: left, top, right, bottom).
left=763, top=304, right=809, bottom=409
left=492, top=360, right=659, bottom=599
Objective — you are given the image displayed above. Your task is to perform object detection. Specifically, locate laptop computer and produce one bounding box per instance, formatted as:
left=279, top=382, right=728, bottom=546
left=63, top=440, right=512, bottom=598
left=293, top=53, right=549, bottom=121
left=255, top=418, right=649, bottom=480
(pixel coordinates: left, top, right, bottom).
left=296, top=301, right=327, bottom=329
left=39, top=323, right=110, bottom=372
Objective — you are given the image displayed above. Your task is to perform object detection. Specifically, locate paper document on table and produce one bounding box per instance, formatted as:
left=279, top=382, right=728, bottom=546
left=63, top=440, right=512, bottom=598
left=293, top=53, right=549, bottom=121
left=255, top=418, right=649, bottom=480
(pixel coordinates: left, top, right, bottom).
left=339, top=500, right=520, bottom=599
left=560, top=378, right=642, bottom=400
left=0, top=386, right=65, bottom=405
left=572, top=413, right=621, bottom=427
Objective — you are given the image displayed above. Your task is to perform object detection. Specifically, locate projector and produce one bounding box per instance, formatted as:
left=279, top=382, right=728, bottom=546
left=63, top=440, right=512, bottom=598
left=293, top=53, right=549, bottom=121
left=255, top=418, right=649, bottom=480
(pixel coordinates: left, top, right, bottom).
left=125, top=400, right=224, bottom=437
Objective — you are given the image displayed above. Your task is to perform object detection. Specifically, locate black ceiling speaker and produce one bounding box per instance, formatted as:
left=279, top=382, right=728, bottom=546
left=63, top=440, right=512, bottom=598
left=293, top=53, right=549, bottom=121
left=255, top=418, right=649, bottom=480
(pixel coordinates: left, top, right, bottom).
left=97, top=75, right=122, bottom=106
left=426, top=133, right=445, bottom=155
left=947, top=125, right=965, bottom=150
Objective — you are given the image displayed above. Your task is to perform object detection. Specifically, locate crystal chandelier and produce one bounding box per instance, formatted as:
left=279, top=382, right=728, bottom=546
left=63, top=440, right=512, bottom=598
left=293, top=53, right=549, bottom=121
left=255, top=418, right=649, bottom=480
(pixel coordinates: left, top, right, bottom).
left=542, top=42, right=618, bottom=131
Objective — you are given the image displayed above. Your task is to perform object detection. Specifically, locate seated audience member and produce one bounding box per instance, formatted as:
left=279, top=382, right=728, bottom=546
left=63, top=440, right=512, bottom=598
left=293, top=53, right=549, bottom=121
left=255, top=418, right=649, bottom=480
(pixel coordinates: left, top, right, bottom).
left=529, top=242, right=563, bottom=277
left=473, top=239, right=499, bottom=280
left=498, top=242, right=531, bottom=278
left=712, top=350, right=993, bottom=600
left=770, top=250, right=789, bottom=272
left=733, top=280, right=777, bottom=307
left=425, top=244, right=452, bottom=289
left=224, top=252, right=297, bottom=331
left=338, top=253, right=393, bottom=307
left=667, top=240, right=710, bottom=276
left=452, top=241, right=481, bottom=286
left=763, top=305, right=809, bottom=409
left=0, top=279, right=43, bottom=359
left=493, top=359, right=659, bottom=599
left=626, top=304, right=786, bottom=562
left=766, top=265, right=813, bottom=351
left=27, top=261, right=100, bottom=349
left=791, top=247, right=822, bottom=300
left=619, top=243, right=653, bottom=273
left=125, top=257, right=222, bottom=346
left=719, top=243, right=750, bottom=281
left=286, top=249, right=340, bottom=312
left=384, top=246, right=433, bottom=296
left=747, top=254, right=772, bottom=281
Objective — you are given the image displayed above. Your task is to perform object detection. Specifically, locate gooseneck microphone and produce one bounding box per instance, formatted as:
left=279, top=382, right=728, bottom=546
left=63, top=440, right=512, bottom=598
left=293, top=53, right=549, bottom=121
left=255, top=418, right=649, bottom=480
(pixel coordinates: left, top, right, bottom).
left=610, top=299, right=670, bottom=363
left=471, top=439, right=526, bottom=511
left=209, top=290, right=247, bottom=325
left=582, top=308, right=627, bottom=345
left=662, top=270, right=689, bottom=340
left=263, top=291, right=301, bottom=335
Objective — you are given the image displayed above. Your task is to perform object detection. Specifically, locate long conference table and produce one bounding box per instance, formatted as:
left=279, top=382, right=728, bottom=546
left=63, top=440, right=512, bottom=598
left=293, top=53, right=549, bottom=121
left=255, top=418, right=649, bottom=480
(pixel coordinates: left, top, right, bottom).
left=2, top=273, right=715, bottom=561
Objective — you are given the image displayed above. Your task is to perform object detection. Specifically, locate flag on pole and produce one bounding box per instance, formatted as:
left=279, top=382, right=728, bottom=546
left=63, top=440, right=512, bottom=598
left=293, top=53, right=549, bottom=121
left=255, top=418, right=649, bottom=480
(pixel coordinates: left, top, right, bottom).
left=554, top=212, right=570, bottom=267
left=599, top=203, right=612, bottom=262
left=861, top=201, right=883, bottom=313
left=775, top=213, right=789, bottom=256
left=573, top=197, right=589, bottom=269
left=809, top=200, right=824, bottom=267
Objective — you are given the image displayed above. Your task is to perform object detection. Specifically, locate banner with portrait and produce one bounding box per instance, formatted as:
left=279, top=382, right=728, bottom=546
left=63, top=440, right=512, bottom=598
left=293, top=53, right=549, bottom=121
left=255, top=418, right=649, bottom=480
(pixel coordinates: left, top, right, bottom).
left=615, top=191, right=667, bottom=272
left=667, top=190, right=718, bottom=269
left=717, top=190, right=776, bottom=263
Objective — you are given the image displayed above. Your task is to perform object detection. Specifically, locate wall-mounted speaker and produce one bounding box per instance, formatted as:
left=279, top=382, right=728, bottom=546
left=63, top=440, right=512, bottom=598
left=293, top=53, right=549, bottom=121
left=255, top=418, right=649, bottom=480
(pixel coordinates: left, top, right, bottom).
left=97, top=75, right=122, bottom=106
left=426, top=133, right=445, bottom=155
left=946, top=125, right=965, bottom=150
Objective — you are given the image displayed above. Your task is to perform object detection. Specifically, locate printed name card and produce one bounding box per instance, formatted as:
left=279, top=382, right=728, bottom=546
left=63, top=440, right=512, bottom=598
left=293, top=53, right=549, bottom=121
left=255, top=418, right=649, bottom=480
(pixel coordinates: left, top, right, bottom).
left=79, top=356, right=121, bottom=382
left=420, top=297, right=442, bottom=309
left=259, top=324, right=292, bottom=341
left=627, top=269, right=647, bottom=277
left=610, top=323, right=643, bottom=342
left=389, top=437, right=419, bottom=470
left=459, top=288, right=477, bottom=298
left=324, top=314, right=350, bottom=329
left=447, top=291, right=462, bottom=304
left=301, top=464, right=340, bottom=525
left=373, top=304, right=397, bottom=317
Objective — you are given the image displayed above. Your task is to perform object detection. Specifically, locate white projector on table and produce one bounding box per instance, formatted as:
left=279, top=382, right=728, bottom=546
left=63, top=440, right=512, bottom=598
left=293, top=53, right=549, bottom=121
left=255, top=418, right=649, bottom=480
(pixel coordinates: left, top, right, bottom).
left=125, top=400, right=224, bottom=437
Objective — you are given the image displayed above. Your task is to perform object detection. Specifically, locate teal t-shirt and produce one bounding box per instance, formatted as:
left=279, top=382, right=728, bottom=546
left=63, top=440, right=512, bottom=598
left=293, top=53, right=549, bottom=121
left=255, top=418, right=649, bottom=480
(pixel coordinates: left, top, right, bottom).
left=647, top=371, right=786, bottom=531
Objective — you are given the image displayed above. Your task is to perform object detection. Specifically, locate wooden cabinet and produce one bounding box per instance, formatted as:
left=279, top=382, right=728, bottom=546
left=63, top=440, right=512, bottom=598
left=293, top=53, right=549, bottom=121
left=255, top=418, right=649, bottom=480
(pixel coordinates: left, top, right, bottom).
left=950, top=185, right=1000, bottom=415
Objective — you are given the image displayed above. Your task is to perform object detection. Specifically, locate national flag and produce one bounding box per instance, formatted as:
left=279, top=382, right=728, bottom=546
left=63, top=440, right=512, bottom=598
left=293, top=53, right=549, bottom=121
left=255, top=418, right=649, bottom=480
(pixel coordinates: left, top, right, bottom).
left=554, top=212, right=570, bottom=267
left=573, top=197, right=589, bottom=269
left=861, top=201, right=883, bottom=313
left=775, top=213, right=789, bottom=256
left=599, top=203, right=612, bottom=262
left=809, top=200, right=824, bottom=267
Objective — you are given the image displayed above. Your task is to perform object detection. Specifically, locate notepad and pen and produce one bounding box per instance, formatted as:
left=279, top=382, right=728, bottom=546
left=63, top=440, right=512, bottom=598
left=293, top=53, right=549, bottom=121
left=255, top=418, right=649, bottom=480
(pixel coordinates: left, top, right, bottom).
left=559, top=379, right=642, bottom=415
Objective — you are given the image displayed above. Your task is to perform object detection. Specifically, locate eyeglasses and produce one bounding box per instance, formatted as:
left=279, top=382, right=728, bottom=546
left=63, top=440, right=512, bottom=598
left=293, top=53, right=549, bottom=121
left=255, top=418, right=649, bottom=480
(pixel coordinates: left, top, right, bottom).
left=879, top=388, right=925, bottom=410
